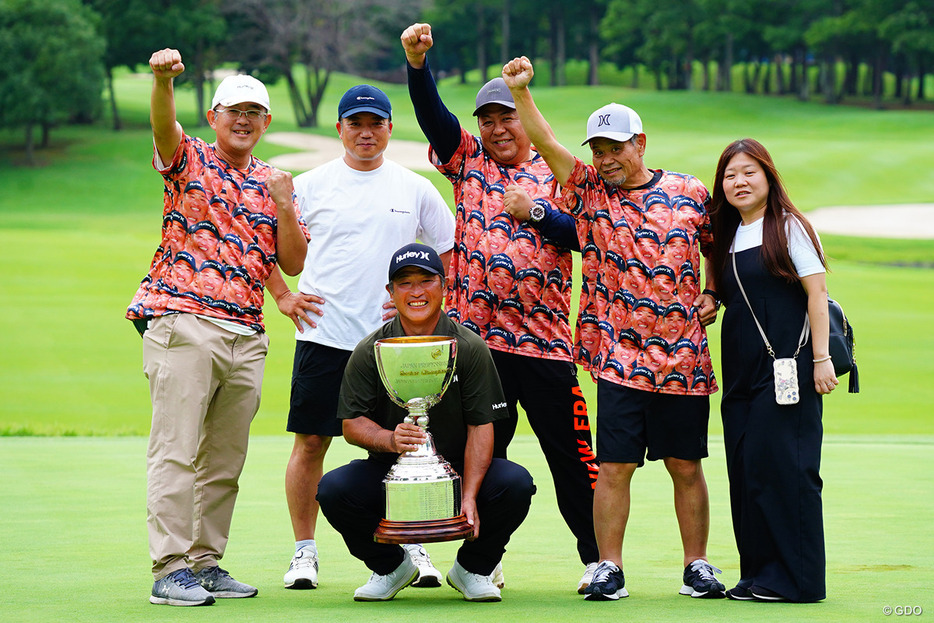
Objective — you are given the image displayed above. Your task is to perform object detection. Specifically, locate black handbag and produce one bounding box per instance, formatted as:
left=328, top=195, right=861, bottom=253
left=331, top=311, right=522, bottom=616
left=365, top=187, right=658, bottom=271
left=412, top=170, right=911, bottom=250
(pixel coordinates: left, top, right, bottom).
left=827, top=297, right=859, bottom=393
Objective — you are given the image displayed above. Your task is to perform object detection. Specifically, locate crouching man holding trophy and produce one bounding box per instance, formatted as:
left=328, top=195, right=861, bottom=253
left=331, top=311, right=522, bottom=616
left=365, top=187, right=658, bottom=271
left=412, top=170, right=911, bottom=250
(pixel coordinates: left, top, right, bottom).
left=317, top=243, right=535, bottom=602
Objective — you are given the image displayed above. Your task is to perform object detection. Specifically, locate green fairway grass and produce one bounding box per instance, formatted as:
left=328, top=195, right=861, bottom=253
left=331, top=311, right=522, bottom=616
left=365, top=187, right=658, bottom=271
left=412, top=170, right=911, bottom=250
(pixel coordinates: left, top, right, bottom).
left=1, top=69, right=932, bottom=435
left=0, top=68, right=932, bottom=622
left=0, top=435, right=931, bottom=622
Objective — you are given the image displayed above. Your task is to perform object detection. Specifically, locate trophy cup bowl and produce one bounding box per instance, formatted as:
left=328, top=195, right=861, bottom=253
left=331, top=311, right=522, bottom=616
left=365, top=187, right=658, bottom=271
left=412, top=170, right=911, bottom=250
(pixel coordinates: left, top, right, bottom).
left=372, top=336, right=474, bottom=544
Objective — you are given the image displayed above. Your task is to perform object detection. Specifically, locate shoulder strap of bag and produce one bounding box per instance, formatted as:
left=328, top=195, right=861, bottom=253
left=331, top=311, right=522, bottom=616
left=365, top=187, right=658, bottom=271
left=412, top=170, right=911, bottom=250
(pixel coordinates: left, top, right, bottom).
left=731, top=250, right=808, bottom=360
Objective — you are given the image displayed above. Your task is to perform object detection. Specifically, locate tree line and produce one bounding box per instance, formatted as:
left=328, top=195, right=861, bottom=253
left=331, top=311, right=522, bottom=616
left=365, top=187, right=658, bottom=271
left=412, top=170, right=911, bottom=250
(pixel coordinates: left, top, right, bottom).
left=2, top=0, right=931, bottom=163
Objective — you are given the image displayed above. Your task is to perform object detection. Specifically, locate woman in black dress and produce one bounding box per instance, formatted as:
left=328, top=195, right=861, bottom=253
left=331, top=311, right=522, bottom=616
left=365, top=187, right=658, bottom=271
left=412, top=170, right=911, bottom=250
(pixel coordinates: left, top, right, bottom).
left=708, top=139, right=838, bottom=603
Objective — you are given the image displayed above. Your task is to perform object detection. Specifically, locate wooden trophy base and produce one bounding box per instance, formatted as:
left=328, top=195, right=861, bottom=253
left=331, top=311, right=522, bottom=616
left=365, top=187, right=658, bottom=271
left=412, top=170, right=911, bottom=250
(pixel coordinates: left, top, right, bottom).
left=374, top=514, right=474, bottom=544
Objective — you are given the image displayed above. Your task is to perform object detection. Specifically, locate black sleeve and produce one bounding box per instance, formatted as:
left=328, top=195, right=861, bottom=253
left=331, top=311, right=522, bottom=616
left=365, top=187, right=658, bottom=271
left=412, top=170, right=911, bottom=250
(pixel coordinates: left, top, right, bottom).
left=531, top=202, right=581, bottom=251
left=406, top=60, right=462, bottom=165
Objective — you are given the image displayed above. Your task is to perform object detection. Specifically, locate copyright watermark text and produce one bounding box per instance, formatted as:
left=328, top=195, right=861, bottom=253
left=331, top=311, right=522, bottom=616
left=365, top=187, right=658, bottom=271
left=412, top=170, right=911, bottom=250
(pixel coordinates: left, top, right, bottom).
left=883, top=605, right=924, bottom=616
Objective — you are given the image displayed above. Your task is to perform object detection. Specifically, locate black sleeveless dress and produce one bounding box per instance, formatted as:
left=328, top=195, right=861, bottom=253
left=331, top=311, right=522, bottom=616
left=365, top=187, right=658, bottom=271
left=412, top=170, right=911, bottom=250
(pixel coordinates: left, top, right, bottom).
left=719, top=244, right=825, bottom=602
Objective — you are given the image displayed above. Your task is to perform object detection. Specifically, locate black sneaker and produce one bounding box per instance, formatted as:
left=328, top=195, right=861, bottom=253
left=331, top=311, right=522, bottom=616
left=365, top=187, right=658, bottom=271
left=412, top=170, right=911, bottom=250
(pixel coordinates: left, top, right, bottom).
left=679, top=559, right=725, bottom=598
left=726, top=584, right=755, bottom=600
left=751, top=586, right=787, bottom=602
left=583, top=561, right=629, bottom=601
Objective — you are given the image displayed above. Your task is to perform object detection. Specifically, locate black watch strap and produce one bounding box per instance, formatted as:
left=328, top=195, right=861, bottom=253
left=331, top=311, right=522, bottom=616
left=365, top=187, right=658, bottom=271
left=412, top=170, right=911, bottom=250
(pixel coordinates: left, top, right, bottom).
left=702, top=288, right=721, bottom=309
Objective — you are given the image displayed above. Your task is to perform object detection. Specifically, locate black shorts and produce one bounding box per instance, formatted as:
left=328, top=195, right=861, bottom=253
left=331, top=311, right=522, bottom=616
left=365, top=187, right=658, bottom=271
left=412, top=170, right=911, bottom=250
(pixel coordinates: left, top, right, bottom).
left=595, top=379, right=709, bottom=466
left=287, top=341, right=352, bottom=437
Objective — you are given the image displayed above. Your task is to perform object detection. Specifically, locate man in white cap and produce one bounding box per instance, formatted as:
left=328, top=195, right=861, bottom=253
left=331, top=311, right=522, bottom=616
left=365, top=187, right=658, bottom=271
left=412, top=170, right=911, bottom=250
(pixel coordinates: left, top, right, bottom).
left=264, top=84, right=455, bottom=592
left=401, top=22, right=600, bottom=595
left=128, top=49, right=309, bottom=606
left=502, top=56, right=725, bottom=602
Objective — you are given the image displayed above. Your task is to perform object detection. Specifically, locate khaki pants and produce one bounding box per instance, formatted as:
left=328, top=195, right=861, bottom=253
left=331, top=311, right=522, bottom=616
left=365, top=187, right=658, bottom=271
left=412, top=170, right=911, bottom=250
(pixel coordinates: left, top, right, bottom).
left=143, top=314, right=268, bottom=579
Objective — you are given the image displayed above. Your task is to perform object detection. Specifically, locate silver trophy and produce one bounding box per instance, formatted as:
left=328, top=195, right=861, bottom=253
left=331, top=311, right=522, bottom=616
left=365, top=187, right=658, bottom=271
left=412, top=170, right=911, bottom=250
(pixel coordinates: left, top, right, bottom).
left=372, top=335, right=473, bottom=544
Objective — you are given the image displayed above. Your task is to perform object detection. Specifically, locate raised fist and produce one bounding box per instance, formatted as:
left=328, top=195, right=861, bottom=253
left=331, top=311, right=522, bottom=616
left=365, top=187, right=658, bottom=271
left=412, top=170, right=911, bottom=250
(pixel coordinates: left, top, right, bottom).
left=150, top=48, right=185, bottom=80
left=502, top=56, right=534, bottom=90
left=401, top=23, right=433, bottom=68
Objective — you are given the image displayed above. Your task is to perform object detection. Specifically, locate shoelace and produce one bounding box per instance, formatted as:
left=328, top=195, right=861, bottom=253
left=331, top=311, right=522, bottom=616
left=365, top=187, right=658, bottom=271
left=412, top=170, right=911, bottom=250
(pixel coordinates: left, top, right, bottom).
left=689, top=560, right=722, bottom=581
left=368, top=571, right=396, bottom=587
left=170, top=569, right=201, bottom=590
left=292, top=550, right=316, bottom=568
left=591, top=562, right=618, bottom=584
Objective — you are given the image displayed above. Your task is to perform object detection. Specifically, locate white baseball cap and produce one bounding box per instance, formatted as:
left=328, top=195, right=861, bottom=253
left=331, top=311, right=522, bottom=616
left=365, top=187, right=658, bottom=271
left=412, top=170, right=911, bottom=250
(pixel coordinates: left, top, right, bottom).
left=582, top=103, right=642, bottom=146
left=212, top=74, right=271, bottom=111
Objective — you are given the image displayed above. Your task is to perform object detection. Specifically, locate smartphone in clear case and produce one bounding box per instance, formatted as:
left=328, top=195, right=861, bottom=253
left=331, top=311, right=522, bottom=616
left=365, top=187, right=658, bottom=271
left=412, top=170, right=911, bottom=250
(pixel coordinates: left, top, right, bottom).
left=773, top=358, right=799, bottom=405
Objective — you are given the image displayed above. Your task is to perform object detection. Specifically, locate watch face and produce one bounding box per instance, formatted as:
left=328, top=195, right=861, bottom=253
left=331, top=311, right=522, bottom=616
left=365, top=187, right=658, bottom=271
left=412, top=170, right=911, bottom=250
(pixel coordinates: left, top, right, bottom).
left=530, top=204, right=546, bottom=222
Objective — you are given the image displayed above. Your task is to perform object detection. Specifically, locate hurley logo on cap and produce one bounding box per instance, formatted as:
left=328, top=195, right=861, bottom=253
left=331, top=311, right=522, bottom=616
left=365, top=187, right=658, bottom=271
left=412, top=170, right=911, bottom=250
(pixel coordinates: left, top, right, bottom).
left=396, top=249, right=431, bottom=263
left=388, top=242, right=445, bottom=281
left=597, top=114, right=612, bottom=127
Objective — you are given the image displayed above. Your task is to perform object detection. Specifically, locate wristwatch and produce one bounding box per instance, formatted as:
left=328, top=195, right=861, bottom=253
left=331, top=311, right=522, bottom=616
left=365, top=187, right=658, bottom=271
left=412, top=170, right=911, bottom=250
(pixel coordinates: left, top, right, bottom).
left=702, top=288, right=721, bottom=310
left=528, top=203, right=546, bottom=223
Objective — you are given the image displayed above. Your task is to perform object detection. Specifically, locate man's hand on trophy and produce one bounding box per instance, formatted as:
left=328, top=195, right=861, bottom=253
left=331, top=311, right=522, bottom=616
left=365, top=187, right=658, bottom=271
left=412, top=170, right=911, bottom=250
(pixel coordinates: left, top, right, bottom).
left=391, top=422, right=427, bottom=453
left=462, top=497, right=480, bottom=540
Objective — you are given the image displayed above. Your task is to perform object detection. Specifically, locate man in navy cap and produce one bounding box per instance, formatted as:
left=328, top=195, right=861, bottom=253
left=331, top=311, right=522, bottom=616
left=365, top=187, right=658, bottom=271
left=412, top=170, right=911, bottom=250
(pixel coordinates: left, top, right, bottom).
left=317, top=243, right=534, bottom=603
left=265, top=84, right=455, bottom=591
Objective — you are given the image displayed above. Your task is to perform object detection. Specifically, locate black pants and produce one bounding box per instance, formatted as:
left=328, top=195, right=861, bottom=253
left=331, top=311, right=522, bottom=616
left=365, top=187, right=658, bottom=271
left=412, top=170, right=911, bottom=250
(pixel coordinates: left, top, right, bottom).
left=317, top=458, right=535, bottom=576
left=491, top=350, right=599, bottom=564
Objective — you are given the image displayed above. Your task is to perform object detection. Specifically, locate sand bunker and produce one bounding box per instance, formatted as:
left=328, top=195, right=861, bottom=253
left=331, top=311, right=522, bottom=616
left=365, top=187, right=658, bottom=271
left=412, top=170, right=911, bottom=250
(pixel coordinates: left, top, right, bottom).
left=265, top=132, right=934, bottom=240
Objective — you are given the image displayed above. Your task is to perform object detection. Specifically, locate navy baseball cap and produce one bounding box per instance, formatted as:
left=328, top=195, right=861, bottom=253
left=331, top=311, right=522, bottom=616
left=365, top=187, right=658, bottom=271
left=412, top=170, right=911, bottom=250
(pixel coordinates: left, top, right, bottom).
left=388, top=243, right=445, bottom=281
left=338, top=85, right=391, bottom=119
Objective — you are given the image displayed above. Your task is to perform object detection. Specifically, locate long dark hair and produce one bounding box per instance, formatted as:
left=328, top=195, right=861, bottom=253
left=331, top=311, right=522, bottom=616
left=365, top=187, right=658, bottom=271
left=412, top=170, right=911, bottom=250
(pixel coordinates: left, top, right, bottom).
left=708, top=138, right=826, bottom=291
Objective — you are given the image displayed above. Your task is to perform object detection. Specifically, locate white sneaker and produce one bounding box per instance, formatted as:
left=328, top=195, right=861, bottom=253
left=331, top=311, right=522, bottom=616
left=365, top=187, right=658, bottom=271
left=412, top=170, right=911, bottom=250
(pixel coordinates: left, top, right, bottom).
left=403, top=544, right=442, bottom=588
left=577, top=562, right=599, bottom=594
left=490, top=562, right=505, bottom=589
left=446, top=560, right=502, bottom=602
left=353, top=552, right=418, bottom=601
left=284, top=545, right=318, bottom=589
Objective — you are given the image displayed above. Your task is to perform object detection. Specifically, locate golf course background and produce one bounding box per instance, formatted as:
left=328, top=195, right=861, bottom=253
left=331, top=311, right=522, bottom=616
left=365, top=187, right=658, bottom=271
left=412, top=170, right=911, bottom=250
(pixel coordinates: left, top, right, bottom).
left=1, top=68, right=932, bottom=621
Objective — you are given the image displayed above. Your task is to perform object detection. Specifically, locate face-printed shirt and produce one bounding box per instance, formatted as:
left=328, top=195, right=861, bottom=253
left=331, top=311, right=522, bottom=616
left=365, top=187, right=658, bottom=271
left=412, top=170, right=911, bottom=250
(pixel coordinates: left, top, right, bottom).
left=126, top=133, right=309, bottom=332
left=432, top=127, right=575, bottom=362
left=561, top=158, right=717, bottom=396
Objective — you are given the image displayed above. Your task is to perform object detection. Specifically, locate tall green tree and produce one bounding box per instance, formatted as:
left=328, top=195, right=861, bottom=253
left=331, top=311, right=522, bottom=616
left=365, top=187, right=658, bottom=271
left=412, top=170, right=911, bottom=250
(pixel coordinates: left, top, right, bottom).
left=0, top=0, right=105, bottom=164
left=880, top=0, right=934, bottom=103
left=83, top=0, right=162, bottom=130
left=224, top=0, right=418, bottom=127
left=160, top=0, right=227, bottom=126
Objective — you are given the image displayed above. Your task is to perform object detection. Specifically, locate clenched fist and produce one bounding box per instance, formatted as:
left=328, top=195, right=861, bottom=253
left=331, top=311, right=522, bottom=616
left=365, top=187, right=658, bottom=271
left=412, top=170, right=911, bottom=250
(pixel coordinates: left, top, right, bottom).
left=401, top=23, right=433, bottom=69
left=266, top=169, right=294, bottom=209
left=150, top=48, right=185, bottom=80
left=502, top=56, right=534, bottom=90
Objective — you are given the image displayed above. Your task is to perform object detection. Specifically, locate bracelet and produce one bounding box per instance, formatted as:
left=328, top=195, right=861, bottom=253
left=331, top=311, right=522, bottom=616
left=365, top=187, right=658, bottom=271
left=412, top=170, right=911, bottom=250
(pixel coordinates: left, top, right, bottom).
left=813, top=355, right=832, bottom=363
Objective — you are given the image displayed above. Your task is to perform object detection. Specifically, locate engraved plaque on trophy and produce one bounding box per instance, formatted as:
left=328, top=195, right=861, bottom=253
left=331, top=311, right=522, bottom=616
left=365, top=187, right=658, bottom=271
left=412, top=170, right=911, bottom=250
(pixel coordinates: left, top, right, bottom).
left=372, top=336, right=474, bottom=544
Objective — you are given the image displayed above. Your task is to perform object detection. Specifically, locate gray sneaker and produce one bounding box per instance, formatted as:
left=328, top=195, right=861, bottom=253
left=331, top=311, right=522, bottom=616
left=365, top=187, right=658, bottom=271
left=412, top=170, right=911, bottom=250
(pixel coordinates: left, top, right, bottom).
left=150, top=568, right=215, bottom=606
left=194, top=566, right=258, bottom=598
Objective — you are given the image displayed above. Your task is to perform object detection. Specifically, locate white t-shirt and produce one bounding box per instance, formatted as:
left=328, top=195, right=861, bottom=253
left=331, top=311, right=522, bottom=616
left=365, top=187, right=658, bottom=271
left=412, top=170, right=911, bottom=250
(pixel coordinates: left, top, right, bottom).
left=293, top=157, right=455, bottom=350
left=731, top=215, right=825, bottom=278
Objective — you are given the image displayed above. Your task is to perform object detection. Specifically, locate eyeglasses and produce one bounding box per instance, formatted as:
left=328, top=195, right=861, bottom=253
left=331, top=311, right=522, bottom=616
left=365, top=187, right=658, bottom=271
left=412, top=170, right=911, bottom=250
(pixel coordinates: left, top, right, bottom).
left=215, top=107, right=268, bottom=121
